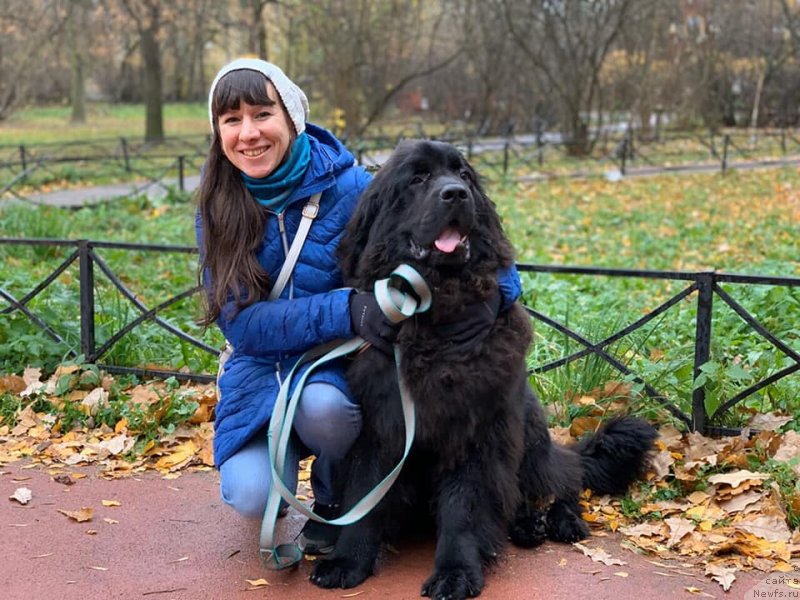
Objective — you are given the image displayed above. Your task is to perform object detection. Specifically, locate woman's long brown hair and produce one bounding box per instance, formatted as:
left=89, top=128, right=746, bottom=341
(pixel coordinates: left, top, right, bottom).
left=196, top=70, right=285, bottom=327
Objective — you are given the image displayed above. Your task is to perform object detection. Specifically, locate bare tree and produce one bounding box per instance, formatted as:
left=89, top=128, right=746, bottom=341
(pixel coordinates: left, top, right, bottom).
left=0, top=1, right=66, bottom=120
left=119, top=0, right=164, bottom=142
left=66, top=0, right=92, bottom=123
left=717, top=0, right=794, bottom=129
left=781, top=0, right=800, bottom=53
left=287, top=0, right=462, bottom=137
left=499, top=0, right=637, bottom=155
left=609, top=1, right=677, bottom=136
left=429, top=0, right=552, bottom=135
left=239, top=0, right=277, bottom=59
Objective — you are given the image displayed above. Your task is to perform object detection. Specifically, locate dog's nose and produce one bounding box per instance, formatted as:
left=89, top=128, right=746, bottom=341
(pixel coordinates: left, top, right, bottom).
left=439, top=183, right=468, bottom=204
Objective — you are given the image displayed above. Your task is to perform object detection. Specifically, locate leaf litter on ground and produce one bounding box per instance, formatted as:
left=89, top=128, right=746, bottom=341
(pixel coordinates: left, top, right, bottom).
left=0, top=367, right=217, bottom=478
left=575, top=413, right=800, bottom=591
left=2, top=364, right=800, bottom=592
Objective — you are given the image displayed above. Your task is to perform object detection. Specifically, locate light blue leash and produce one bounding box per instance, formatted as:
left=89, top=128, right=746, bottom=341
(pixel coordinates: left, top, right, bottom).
left=260, top=264, right=432, bottom=569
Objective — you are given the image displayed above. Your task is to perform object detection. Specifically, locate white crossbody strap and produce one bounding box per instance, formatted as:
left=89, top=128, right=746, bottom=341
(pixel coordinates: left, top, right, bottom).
left=268, top=192, right=321, bottom=301
left=217, top=192, right=322, bottom=390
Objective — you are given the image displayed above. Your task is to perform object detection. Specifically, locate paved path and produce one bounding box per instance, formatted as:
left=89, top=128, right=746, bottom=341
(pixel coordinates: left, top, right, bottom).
left=7, top=151, right=799, bottom=209
left=18, top=175, right=203, bottom=208
left=2, top=460, right=764, bottom=600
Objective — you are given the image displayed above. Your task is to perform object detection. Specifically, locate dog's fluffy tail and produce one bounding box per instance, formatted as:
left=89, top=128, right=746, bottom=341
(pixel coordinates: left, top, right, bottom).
left=574, top=417, right=658, bottom=495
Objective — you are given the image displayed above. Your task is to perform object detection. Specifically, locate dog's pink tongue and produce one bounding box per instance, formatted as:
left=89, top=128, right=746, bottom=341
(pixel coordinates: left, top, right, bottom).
left=434, top=227, right=461, bottom=253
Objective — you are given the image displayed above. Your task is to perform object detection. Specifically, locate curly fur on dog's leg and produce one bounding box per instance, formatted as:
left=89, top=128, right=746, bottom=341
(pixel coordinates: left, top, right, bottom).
left=422, top=441, right=519, bottom=600
left=310, top=439, right=386, bottom=589
left=422, top=469, right=485, bottom=600
left=512, top=388, right=588, bottom=546
left=310, top=528, right=381, bottom=589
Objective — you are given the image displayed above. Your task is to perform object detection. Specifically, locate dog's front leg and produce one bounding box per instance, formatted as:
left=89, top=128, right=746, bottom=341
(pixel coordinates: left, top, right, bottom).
left=309, top=437, right=386, bottom=589
left=421, top=457, right=503, bottom=600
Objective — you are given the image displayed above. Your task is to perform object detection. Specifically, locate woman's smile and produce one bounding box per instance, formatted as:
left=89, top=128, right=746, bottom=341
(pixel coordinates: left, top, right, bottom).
left=241, top=147, right=268, bottom=158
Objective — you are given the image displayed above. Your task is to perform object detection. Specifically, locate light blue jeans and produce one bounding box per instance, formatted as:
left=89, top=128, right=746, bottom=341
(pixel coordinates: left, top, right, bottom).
left=219, top=383, right=361, bottom=518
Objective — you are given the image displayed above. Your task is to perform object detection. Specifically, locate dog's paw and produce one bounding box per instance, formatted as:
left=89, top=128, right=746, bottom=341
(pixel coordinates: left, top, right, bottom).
left=546, top=508, right=589, bottom=544
left=509, top=509, right=548, bottom=548
left=421, top=566, right=483, bottom=600
left=309, top=557, right=371, bottom=589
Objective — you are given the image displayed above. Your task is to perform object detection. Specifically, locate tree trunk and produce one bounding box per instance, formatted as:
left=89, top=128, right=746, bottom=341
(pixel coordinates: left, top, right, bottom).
left=141, top=24, right=164, bottom=142
left=68, top=0, right=89, bottom=124
left=750, top=68, right=766, bottom=133
left=246, top=1, right=269, bottom=59
left=565, top=117, right=590, bottom=157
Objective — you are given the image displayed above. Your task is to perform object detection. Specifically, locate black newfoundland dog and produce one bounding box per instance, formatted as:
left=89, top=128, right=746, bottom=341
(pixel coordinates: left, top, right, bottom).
left=310, top=140, right=657, bottom=599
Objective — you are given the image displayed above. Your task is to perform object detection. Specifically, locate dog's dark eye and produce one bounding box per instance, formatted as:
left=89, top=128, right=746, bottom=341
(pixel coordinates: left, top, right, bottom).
left=459, top=169, right=472, bottom=182
left=411, top=173, right=430, bottom=185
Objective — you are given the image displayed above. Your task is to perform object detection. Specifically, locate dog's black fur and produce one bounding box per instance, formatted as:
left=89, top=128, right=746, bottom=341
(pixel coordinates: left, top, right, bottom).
left=310, top=140, right=657, bottom=599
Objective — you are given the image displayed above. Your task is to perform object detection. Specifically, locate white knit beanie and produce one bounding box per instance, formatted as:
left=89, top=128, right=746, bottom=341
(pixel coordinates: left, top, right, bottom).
left=207, top=58, right=310, bottom=135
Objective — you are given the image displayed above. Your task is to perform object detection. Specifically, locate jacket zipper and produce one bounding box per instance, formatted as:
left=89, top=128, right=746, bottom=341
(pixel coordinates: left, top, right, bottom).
left=275, top=212, right=293, bottom=365
left=276, top=212, right=294, bottom=300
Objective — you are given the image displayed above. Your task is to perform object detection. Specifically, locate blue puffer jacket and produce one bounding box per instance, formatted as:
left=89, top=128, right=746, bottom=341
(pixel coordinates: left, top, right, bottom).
left=196, top=124, right=371, bottom=467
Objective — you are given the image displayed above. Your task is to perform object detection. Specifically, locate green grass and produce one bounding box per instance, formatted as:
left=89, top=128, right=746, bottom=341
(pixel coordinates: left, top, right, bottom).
left=501, top=168, right=800, bottom=428
left=0, top=102, right=210, bottom=145
left=0, top=189, right=222, bottom=375
left=0, top=141, right=798, bottom=430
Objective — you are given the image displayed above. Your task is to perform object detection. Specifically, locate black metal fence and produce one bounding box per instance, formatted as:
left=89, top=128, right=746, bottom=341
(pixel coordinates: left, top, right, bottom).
left=0, top=238, right=217, bottom=383
left=519, top=264, right=800, bottom=436
left=1, top=237, right=797, bottom=436
left=3, top=127, right=800, bottom=202
left=0, top=135, right=208, bottom=203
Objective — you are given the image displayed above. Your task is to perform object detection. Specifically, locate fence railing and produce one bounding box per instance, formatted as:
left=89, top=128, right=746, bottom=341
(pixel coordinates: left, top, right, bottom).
left=3, top=128, right=800, bottom=202
left=0, top=238, right=217, bottom=384
left=1, top=238, right=798, bottom=436
left=518, top=264, right=800, bottom=437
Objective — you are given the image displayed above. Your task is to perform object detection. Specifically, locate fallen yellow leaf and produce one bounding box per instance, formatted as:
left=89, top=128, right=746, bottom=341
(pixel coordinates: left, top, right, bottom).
left=101, top=500, right=121, bottom=507
left=155, top=441, right=197, bottom=471
left=57, top=507, right=94, bottom=522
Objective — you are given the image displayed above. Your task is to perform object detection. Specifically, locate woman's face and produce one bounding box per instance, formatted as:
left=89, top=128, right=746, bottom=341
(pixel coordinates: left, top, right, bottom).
left=217, top=82, right=295, bottom=179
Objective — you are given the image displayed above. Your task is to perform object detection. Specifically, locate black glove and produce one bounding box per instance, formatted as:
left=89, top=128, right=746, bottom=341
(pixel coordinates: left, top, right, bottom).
left=349, top=291, right=400, bottom=355
left=433, top=288, right=501, bottom=352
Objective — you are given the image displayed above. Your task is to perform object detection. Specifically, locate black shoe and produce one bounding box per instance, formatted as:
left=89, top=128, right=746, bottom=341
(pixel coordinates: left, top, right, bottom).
left=297, top=503, right=341, bottom=555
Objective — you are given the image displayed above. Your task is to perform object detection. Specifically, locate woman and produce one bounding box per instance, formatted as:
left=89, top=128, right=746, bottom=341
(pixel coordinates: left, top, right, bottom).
left=196, top=58, right=522, bottom=555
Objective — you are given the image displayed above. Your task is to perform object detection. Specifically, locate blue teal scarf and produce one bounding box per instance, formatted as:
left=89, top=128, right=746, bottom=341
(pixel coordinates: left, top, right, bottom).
left=241, top=133, right=311, bottom=213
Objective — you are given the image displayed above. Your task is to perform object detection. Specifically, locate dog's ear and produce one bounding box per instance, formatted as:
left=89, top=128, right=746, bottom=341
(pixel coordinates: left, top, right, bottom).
left=338, top=183, right=382, bottom=280
left=339, top=143, right=415, bottom=279
left=470, top=176, right=516, bottom=269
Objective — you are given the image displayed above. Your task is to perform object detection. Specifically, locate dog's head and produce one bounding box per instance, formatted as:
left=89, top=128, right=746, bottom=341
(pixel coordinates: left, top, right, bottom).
left=340, top=140, right=514, bottom=286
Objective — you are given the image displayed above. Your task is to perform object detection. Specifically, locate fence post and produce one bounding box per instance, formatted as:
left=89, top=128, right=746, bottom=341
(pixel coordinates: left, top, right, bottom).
left=177, top=155, right=185, bottom=191
left=691, top=272, right=714, bottom=434
left=722, top=134, right=730, bottom=173
left=620, top=138, right=628, bottom=176
left=502, top=139, right=510, bottom=177
left=120, top=137, right=131, bottom=172
left=781, top=129, right=787, bottom=155
left=709, top=130, right=716, bottom=160
left=19, top=145, right=27, bottom=178
left=654, top=107, right=664, bottom=142
left=78, top=240, right=96, bottom=362
left=467, top=137, right=474, bottom=160
left=626, top=125, right=635, bottom=161
left=536, top=122, right=544, bottom=166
